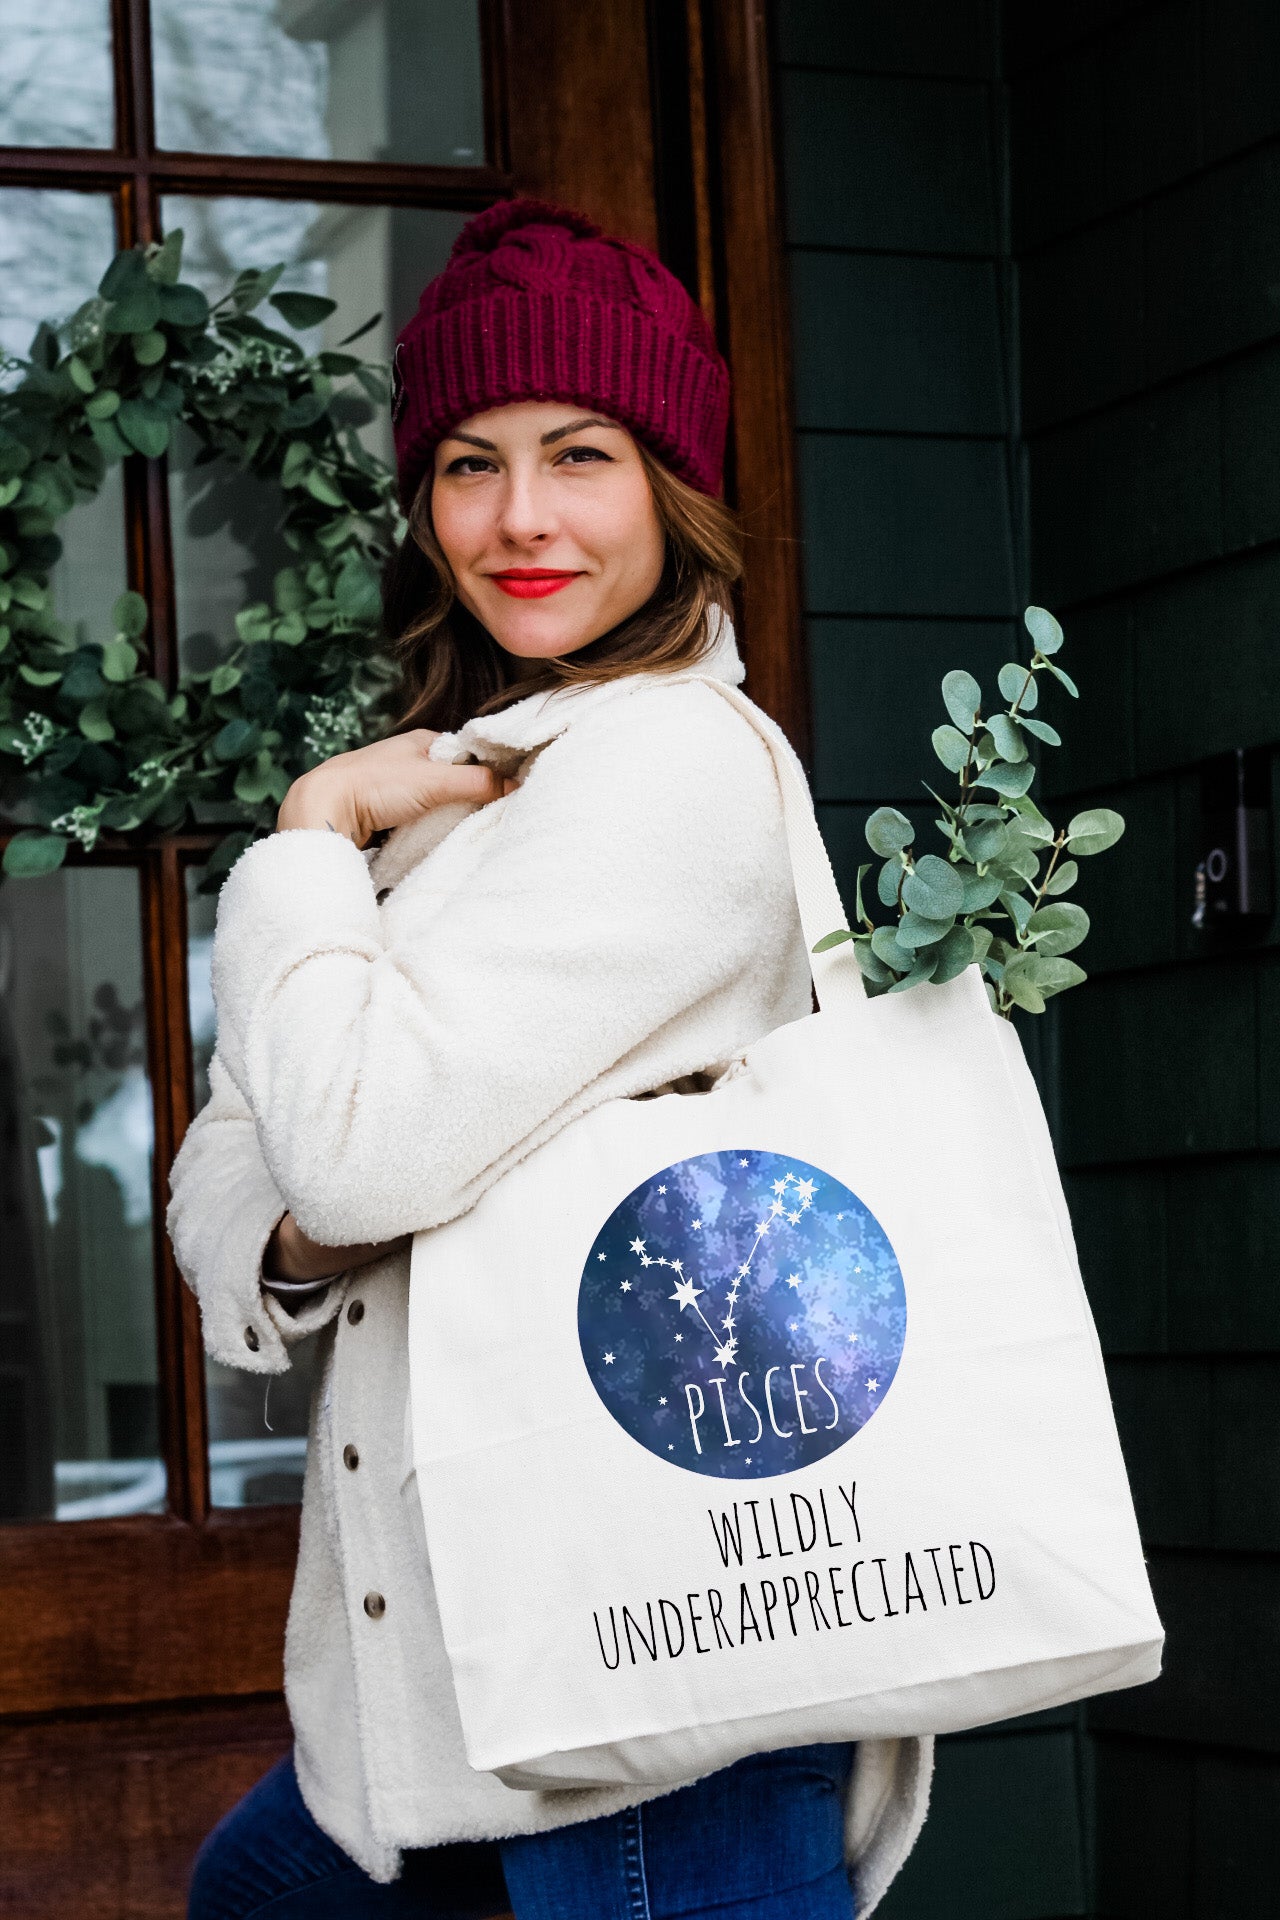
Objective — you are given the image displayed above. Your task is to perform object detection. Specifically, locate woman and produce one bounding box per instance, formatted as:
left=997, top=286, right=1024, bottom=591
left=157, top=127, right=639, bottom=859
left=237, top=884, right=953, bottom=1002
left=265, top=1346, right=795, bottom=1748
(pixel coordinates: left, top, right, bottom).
left=169, top=199, right=932, bottom=1920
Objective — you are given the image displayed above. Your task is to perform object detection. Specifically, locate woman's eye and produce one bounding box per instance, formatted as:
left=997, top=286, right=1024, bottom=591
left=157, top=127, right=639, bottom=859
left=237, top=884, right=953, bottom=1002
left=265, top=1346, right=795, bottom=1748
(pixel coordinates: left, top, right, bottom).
left=445, top=455, right=496, bottom=475
left=557, top=445, right=612, bottom=466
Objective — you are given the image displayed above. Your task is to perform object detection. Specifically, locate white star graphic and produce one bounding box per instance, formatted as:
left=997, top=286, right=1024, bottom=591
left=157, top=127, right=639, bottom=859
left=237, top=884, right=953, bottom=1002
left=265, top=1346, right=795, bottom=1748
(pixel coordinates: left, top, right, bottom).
left=788, top=1320, right=798, bottom=1332
left=692, top=1218, right=702, bottom=1229
left=630, top=1237, right=646, bottom=1255
left=641, top=1254, right=653, bottom=1266
left=788, top=1210, right=801, bottom=1224
left=603, top=1352, right=615, bottom=1365
left=674, top=1333, right=683, bottom=1343
left=772, top=1178, right=788, bottom=1195
left=868, top=1378, right=879, bottom=1393
left=657, top=1184, right=667, bottom=1194
left=670, top=1277, right=704, bottom=1312
left=721, top=1313, right=735, bottom=1330
left=619, top=1280, right=632, bottom=1293
left=597, top=1252, right=607, bottom=1261
left=837, top=1212, right=844, bottom=1221
left=770, top=1198, right=785, bottom=1215
left=712, top=1338, right=738, bottom=1368
left=784, top=1273, right=801, bottom=1290
left=796, top=1178, right=816, bottom=1201
left=847, top=1331, right=859, bottom=1343
left=738, top=1157, right=748, bottom=1166
left=755, top=1219, right=771, bottom=1235
left=658, top=1395, right=668, bottom=1406
left=737, top=1264, right=750, bottom=1278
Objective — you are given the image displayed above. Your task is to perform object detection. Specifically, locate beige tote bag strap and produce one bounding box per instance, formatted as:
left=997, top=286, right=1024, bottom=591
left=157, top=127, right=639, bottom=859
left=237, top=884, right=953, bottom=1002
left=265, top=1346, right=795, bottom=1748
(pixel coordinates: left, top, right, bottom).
left=687, top=675, right=866, bottom=1015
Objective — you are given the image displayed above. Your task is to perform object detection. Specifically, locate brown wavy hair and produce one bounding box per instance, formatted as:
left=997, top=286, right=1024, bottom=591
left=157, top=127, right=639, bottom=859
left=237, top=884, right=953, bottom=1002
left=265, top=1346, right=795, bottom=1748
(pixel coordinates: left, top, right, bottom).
left=381, top=441, right=744, bottom=737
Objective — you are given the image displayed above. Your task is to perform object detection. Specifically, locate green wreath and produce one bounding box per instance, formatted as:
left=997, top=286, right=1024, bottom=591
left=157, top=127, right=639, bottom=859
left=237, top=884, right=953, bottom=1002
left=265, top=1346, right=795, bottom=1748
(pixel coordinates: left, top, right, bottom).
left=0, top=229, right=403, bottom=887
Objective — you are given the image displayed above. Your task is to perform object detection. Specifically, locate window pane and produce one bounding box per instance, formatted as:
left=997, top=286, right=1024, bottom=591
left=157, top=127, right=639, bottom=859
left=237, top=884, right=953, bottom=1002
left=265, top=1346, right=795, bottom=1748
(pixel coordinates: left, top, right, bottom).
left=0, top=0, right=114, bottom=150
left=0, top=188, right=117, bottom=373
left=0, top=866, right=166, bottom=1521
left=152, top=0, right=484, bottom=166
left=162, top=196, right=464, bottom=677
left=185, top=862, right=318, bottom=1507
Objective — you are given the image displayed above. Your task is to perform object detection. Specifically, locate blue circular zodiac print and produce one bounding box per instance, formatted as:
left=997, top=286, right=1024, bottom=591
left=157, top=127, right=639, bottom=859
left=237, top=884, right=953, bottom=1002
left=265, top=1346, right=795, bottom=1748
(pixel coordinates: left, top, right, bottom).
left=577, top=1148, right=906, bottom=1479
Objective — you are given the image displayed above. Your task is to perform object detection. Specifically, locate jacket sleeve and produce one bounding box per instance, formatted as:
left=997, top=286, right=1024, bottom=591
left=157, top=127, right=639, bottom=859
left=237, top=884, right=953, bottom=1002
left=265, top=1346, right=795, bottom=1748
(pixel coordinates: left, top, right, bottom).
left=207, top=679, right=800, bottom=1248
left=165, top=1047, right=348, bottom=1372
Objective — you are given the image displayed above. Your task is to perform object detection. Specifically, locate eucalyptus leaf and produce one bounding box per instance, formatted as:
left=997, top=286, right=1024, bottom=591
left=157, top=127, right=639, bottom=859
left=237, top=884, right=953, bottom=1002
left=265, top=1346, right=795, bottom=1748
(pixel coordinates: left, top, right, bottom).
left=1001, top=889, right=1033, bottom=935
left=853, top=860, right=871, bottom=927
left=116, top=398, right=169, bottom=457
left=1002, top=955, right=1046, bottom=1014
left=898, top=908, right=955, bottom=949
left=931, top=723, right=971, bottom=772
left=985, top=711, right=1028, bottom=763
left=973, top=760, right=1036, bottom=798
left=941, top=668, right=982, bottom=733
left=1019, top=715, right=1061, bottom=746
left=967, top=924, right=994, bottom=966
left=113, top=590, right=148, bottom=638
left=865, top=806, right=915, bottom=857
left=901, top=852, right=964, bottom=919
left=931, top=922, right=975, bottom=983
left=157, top=283, right=210, bottom=328
left=888, top=950, right=940, bottom=992
left=876, top=858, right=903, bottom=908
left=960, top=869, right=1003, bottom=911
left=871, top=924, right=914, bottom=973
left=966, top=819, right=1008, bottom=864
left=272, top=290, right=339, bottom=331
left=78, top=699, right=115, bottom=741
left=1043, top=658, right=1079, bottom=697
left=854, top=941, right=895, bottom=987
left=1027, top=901, right=1090, bottom=956
left=100, top=638, right=138, bottom=682
left=133, top=330, right=167, bottom=365
left=1044, top=858, right=1079, bottom=896
left=2, top=828, right=68, bottom=876
left=1024, top=605, right=1064, bottom=654
left=1067, top=806, right=1125, bottom=856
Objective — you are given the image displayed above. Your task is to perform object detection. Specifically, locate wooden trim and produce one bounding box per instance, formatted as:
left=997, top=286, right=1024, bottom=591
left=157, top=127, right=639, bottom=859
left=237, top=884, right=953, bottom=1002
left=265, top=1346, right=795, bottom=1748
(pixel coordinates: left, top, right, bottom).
left=0, top=1511, right=297, bottom=1715
left=501, top=0, right=659, bottom=245
left=701, top=0, right=807, bottom=761
left=0, top=147, right=512, bottom=207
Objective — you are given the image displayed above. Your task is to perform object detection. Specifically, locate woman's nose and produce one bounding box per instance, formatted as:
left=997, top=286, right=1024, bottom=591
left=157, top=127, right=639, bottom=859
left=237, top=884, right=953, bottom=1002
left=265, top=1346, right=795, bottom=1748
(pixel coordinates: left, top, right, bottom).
left=495, top=471, right=556, bottom=546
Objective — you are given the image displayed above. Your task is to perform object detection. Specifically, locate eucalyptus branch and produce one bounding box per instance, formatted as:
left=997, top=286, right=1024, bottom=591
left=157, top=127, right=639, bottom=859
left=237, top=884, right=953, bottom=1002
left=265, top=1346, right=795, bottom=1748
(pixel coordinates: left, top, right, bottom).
left=812, top=606, right=1125, bottom=1018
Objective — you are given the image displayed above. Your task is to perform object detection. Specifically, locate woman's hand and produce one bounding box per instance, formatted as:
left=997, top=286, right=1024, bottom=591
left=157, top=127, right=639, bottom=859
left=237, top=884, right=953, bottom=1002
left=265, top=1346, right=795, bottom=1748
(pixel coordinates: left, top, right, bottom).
left=263, top=1210, right=412, bottom=1284
left=277, top=729, right=516, bottom=846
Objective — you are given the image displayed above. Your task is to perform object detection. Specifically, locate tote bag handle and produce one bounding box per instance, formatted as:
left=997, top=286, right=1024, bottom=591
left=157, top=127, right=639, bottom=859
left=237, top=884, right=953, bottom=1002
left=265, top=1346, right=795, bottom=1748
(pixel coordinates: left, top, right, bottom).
left=686, top=675, right=866, bottom=1015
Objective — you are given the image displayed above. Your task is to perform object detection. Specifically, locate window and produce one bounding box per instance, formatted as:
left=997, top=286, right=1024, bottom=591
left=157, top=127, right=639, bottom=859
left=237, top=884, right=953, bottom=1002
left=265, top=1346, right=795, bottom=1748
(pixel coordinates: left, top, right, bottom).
left=0, top=0, right=499, bottom=1532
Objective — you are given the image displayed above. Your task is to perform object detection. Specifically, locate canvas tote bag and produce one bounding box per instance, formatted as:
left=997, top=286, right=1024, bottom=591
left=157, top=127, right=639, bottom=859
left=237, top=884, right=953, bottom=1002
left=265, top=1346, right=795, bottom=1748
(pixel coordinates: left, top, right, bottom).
left=408, top=674, right=1163, bottom=1791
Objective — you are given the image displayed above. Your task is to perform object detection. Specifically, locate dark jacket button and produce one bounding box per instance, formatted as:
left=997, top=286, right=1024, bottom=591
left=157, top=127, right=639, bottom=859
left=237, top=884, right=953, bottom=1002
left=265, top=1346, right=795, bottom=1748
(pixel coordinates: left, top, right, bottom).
left=343, top=1444, right=359, bottom=1471
left=244, top=1325, right=260, bottom=1352
left=363, top=1591, right=386, bottom=1619
left=347, top=1299, right=364, bottom=1325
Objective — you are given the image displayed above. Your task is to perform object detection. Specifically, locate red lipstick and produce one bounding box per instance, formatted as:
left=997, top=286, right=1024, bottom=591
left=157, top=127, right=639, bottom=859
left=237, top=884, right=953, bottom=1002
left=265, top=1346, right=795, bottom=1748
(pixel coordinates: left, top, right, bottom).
left=488, top=569, right=582, bottom=599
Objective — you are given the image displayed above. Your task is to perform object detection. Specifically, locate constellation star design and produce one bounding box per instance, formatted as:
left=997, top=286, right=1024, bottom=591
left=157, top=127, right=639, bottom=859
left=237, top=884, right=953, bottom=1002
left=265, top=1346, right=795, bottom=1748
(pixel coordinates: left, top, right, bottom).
left=603, top=1352, right=615, bottom=1365
left=619, top=1280, right=632, bottom=1293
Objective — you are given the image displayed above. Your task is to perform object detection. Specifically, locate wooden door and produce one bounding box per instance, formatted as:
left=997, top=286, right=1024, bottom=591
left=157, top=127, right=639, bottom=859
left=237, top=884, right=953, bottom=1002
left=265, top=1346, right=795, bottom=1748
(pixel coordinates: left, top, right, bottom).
left=0, top=3, right=799, bottom=1911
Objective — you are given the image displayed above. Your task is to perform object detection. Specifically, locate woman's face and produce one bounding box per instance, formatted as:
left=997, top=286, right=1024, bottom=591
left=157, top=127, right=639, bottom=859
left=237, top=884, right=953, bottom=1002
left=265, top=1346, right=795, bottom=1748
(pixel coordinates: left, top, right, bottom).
left=430, top=400, right=666, bottom=671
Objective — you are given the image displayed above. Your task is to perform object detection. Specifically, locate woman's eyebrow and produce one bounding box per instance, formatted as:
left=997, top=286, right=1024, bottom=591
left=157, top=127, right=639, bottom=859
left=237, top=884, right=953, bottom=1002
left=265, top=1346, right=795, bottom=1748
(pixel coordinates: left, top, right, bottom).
left=445, top=430, right=499, bottom=451
left=540, top=416, right=621, bottom=444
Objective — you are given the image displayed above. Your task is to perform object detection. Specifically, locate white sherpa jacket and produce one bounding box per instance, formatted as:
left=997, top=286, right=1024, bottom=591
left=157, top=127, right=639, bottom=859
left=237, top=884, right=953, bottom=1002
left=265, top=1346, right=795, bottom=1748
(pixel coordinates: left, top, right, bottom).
left=165, top=612, right=933, bottom=1910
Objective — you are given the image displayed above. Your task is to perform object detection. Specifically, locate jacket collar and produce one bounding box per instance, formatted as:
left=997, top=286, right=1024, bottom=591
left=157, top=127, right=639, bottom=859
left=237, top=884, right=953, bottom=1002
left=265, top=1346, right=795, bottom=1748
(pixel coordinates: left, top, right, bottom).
left=427, top=604, right=745, bottom=766
left=367, top=610, right=745, bottom=892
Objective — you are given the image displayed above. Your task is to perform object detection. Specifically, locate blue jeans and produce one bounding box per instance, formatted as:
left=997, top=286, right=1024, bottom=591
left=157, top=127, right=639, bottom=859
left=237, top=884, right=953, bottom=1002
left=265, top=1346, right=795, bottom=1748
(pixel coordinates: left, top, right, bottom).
left=189, top=1744, right=856, bottom=1919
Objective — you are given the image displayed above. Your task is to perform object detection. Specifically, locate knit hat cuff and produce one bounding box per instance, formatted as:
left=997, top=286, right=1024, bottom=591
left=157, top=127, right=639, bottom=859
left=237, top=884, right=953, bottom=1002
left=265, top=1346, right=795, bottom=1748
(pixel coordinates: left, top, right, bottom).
left=394, top=289, right=730, bottom=506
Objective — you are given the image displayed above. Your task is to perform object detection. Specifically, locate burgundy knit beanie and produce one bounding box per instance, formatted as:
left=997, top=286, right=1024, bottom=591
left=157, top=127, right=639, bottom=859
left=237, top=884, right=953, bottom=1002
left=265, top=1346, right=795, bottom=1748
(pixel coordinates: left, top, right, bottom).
left=391, top=198, right=730, bottom=506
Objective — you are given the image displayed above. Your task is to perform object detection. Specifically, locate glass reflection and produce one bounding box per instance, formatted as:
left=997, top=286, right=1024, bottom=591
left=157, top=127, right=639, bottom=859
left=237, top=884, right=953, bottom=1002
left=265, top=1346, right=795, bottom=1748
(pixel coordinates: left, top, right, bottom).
left=0, top=865, right=166, bottom=1520
left=0, top=0, right=114, bottom=150
left=163, top=196, right=463, bottom=675
left=152, top=0, right=484, bottom=167
left=185, top=863, right=318, bottom=1506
